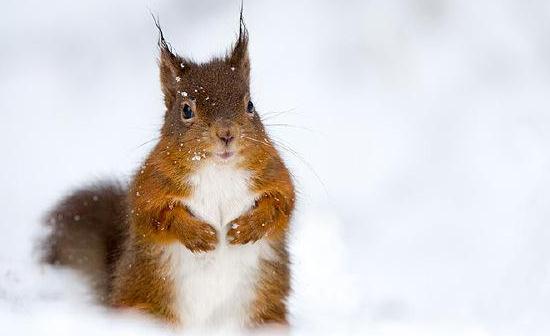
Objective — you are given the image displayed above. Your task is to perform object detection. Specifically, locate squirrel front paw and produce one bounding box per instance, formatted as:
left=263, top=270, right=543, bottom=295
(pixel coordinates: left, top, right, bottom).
left=227, top=218, right=268, bottom=245
left=180, top=222, right=218, bottom=252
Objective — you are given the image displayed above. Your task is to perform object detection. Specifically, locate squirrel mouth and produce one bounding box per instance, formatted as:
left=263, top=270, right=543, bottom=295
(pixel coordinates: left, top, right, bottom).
left=216, top=151, right=234, bottom=160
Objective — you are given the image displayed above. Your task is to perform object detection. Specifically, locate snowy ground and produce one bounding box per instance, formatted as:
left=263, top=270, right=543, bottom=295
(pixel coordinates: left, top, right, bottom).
left=2, top=0, right=550, bottom=335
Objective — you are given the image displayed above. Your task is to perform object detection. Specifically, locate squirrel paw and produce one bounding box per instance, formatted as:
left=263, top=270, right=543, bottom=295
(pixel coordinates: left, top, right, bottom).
left=227, top=220, right=266, bottom=245
left=181, top=223, right=218, bottom=252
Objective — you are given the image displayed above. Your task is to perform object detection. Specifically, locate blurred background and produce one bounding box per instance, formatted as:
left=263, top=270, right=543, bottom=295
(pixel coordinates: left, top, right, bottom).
left=1, top=0, right=550, bottom=335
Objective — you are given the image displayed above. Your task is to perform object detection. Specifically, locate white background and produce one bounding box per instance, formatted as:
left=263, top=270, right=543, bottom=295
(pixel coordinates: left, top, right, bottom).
left=1, top=0, right=549, bottom=335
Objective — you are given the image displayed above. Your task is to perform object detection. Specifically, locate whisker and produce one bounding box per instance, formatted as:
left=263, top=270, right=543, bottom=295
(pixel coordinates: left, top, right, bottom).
left=243, top=135, right=328, bottom=196
left=134, top=136, right=161, bottom=149
left=258, top=108, right=297, bottom=122
left=242, top=135, right=271, bottom=147
left=264, top=123, right=322, bottom=135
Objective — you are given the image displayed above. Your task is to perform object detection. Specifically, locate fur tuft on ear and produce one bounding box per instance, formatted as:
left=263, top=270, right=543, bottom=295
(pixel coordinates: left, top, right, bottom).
left=228, top=4, right=250, bottom=78
left=152, top=15, right=186, bottom=109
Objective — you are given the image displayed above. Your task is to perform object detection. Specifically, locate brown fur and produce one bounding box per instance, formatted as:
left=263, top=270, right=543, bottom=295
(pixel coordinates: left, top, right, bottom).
left=42, top=16, right=295, bottom=329
left=42, top=182, right=128, bottom=302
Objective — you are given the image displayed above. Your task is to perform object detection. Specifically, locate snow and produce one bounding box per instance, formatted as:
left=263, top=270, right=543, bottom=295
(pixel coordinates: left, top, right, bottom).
left=1, top=0, right=550, bottom=335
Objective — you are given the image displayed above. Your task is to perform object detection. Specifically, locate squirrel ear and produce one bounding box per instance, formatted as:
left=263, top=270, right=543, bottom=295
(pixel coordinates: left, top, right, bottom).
left=159, top=47, right=184, bottom=106
left=228, top=11, right=250, bottom=79
left=154, top=18, right=185, bottom=108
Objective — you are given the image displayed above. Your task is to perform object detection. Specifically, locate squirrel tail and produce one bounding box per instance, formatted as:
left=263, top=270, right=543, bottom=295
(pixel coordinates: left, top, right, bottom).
left=40, top=181, right=128, bottom=303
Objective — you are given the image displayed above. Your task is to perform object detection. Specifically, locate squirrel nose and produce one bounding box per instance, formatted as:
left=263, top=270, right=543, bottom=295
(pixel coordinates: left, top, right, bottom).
left=217, top=130, right=234, bottom=146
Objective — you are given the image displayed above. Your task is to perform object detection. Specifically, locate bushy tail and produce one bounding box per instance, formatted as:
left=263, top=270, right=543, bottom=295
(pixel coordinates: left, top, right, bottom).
left=41, top=181, right=128, bottom=303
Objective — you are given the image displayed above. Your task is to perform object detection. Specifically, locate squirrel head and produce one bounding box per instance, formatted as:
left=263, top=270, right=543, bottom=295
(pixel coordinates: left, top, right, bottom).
left=155, top=17, right=272, bottom=166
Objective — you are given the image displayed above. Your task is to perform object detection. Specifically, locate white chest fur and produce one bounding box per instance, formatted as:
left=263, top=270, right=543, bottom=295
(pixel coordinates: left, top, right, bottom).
left=164, top=162, right=271, bottom=329
left=185, top=162, right=257, bottom=229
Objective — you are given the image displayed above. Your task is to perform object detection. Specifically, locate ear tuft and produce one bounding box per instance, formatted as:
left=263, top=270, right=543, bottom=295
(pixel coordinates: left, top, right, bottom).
left=229, top=5, right=250, bottom=78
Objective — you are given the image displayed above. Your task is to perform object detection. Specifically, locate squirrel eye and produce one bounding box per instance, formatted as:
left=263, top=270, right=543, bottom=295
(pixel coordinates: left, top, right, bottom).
left=181, top=104, right=194, bottom=120
left=247, top=100, right=255, bottom=114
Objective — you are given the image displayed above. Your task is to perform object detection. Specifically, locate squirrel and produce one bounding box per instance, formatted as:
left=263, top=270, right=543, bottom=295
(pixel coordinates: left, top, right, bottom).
left=41, top=14, right=295, bottom=330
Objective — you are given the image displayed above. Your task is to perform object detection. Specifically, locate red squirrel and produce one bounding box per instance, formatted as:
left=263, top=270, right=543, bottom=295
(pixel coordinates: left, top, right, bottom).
left=42, top=15, right=295, bottom=329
